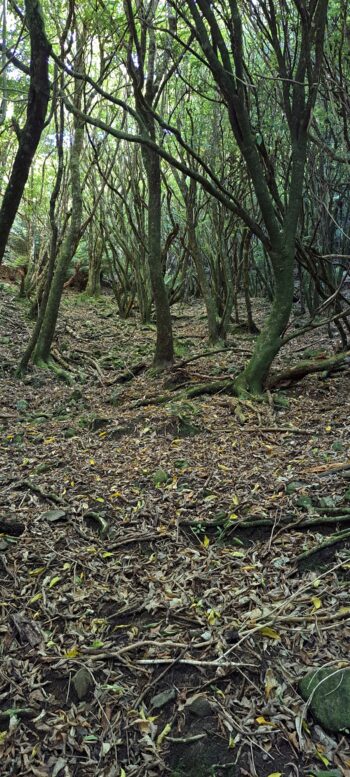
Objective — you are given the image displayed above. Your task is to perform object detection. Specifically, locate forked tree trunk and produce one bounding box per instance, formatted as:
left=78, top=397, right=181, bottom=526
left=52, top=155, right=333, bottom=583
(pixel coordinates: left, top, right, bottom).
left=33, top=65, right=84, bottom=365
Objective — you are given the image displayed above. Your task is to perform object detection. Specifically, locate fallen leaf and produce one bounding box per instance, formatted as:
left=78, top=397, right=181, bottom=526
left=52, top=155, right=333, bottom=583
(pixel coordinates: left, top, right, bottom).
left=259, top=626, right=281, bottom=640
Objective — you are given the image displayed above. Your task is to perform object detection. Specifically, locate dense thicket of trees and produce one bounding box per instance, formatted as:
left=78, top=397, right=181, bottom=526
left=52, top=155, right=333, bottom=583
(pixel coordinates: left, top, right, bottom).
left=0, top=0, right=349, bottom=390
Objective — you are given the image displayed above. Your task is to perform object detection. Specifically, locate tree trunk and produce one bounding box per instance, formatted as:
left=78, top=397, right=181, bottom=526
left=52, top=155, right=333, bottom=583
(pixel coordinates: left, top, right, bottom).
left=142, top=144, right=174, bottom=366
left=0, top=0, right=50, bottom=264
left=86, top=229, right=101, bottom=297
left=234, top=247, right=294, bottom=394
left=33, top=78, right=84, bottom=364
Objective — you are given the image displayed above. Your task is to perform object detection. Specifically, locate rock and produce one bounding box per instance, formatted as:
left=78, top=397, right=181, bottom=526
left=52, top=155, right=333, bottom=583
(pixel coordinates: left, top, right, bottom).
left=90, top=417, right=110, bottom=431
left=296, top=495, right=313, bottom=508
left=299, top=666, right=350, bottom=732
left=150, top=688, right=176, bottom=710
left=35, top=463, right=52, bottom=474
left=41, top=509, right=67, bottom=523
left=286, top=481, right=303, bottom=494
left=70, top=388, right=83, bottom=402
left=72, top=667, right=94, bottom=700
left=152, top=469, right=170, bottom=486
left=311, top=771, right=341, bottom=777
left=16, top=399, right=28, bottom=412
left=64, top=427, right=76, bottom=438
left=186, top=695, right=213, bottom=718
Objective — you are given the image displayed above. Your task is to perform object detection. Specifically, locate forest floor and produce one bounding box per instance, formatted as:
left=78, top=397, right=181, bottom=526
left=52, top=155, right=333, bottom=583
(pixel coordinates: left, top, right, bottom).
left=0, top=285, right=350, bottom=777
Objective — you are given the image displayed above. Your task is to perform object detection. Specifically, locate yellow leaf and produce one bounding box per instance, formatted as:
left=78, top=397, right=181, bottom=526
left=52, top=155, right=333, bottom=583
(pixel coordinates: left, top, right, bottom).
left=229, top=513, right=239, bottom=520
left=231, top=551, right=245, bottom=557
left=89, top=459, right=95, bottom=466
left=29, top=567, right=46, bottom=576
left=259, top=626, right=281, bottom=640
left=338, top=606, right=350, bottom=614
left=48, top=576, right=61, bottom=589
left=203, top=535, right=210, bottom=548
left=156, top=722, right=172, bottom=746
left=325, top=425, right=332, bottom=432
left=110, top=491, right=123, bottom=498
left=64, top=645, right=80, bottom=658
left=231, top=494, right=239, bottom=505
left=133, top=715, right=157, bottom=733
left=266, top=773, right=282, bottom=777
left=102, top=551, right=114, bottom=558
left=256, top=716, right=276, bottom=726
left=311, top=596, right=322, bottom=610
left=206, top=608, right=220, bottom=625
left=95, top=497, right=105, bottom=503
left=29, top=593, right=43, bottom=603
left=70, top=481, right=75, bottom=487
left=228, top=734, right=236, bottom=748
left=120, top=770, right=126, bottom=777
left=265, top=668, right=278, bottom=699
left=316, top=751, right=329, bottom=766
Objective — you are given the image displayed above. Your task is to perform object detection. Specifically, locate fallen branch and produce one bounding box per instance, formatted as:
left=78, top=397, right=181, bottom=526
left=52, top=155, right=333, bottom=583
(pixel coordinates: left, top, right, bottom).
left=106, top=532, right=173, bottom=550
left=16, top=479, right=67, bottom=505
left=110, top=361, right=147, bottom=384
left=176, top=344, right=251, bottom=368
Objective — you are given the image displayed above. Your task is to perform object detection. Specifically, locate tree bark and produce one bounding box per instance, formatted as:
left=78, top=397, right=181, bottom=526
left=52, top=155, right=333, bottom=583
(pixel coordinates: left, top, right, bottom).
left=142, top=142, right=174, bottom=365
left=33, top=57, right=84, bottom=364
left=0, top=0, right=50, bottom=264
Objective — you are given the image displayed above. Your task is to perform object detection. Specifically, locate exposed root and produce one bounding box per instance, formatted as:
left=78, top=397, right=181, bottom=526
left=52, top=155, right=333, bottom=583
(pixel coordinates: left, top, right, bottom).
left=33, top=355, right=74, bottom=383
left=268, top=350, right=350, bottom=388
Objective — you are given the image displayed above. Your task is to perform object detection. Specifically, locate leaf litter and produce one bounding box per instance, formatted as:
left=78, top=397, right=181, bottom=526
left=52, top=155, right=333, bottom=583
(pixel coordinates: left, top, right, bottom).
left=0, top=287, right=350, bottom=776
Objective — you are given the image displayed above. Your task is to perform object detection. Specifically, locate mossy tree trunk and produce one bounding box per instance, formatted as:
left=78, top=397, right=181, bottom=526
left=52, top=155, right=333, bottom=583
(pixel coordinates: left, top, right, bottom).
left=142, top=138, right=174, bottom=365
left=33, top=47, right=84, bottom=365
left=125, top=0, right=174, bottom=367
left=185, top=0, right=328, bottom=394
left=0, top=0, right=50, bottom=264
left=86, top=224, right=102, bottom=297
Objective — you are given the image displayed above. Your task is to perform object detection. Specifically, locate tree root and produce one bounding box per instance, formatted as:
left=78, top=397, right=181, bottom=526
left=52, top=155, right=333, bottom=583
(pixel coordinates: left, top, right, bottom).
left=268, top=350, right=350, bottom=388
left=295, top=528, right=350, bottom=565
left=33, top=355, right=74, bottom=384
left=127, top=351, right=350, bottom=407
left=180, top=512, right=350, bottom=533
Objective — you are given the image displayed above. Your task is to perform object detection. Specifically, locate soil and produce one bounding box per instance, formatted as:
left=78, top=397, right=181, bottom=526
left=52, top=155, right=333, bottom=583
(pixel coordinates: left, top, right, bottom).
left=0, top=285, right=350, bottom=777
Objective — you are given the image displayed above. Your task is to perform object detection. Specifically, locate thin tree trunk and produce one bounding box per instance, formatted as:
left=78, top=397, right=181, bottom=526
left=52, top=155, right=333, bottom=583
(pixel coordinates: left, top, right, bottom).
left=142, top=144, right=174, bottom=366
left=33, top=62, right=84, bottom=365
